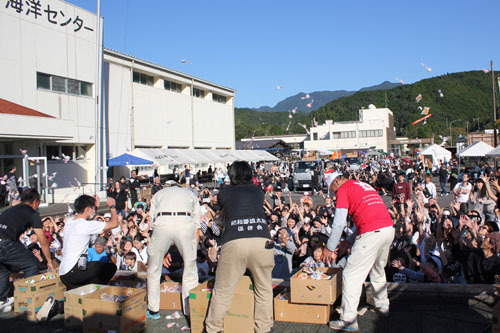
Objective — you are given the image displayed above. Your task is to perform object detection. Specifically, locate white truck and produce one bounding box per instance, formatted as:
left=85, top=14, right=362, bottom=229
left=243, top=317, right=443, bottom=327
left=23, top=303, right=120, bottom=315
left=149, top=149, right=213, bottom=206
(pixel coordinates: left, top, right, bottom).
left=292, top=160, right=324, bottom=191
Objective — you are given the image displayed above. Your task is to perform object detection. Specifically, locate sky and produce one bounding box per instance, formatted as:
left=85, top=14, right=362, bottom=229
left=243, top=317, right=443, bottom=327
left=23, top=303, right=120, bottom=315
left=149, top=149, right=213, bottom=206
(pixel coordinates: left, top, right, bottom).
left=67, top=0, right=500, bottom=109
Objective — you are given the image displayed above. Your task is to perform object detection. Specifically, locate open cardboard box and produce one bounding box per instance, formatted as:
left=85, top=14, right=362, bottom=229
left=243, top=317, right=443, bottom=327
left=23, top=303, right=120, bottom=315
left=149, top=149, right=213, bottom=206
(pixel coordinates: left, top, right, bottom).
left=290, top=267, right=342, bottom=305
left=82, top=286, right=147, bottom=333
left=160, top=276, right=182, bottom=310
left=64, top=284, right=109, bottom=330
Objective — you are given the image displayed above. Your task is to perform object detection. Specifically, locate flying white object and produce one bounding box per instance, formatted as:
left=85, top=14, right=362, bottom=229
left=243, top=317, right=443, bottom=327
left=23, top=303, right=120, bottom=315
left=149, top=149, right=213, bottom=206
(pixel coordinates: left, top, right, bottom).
left=421, top=62, right=432, bottom=72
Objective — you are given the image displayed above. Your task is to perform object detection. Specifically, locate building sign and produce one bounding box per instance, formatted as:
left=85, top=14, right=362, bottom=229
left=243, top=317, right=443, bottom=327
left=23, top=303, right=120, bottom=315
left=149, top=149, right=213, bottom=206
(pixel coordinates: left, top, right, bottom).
left=4, top=0, right=95, bottom=34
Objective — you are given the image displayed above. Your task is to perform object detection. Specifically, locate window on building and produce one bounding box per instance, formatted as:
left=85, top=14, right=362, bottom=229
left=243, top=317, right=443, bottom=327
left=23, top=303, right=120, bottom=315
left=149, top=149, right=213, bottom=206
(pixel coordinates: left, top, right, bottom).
left=313, top=133, right=318, bottom=140
left=37, top=72, right=51, bottom=90
left=81, top=81, right=92, bottom=96
left=133, top=71, right=154, bottom=86
left=340, top=131, right=356, bottom=139
left=332, top=132, right=341, bottom=139
left=212, top=93, right=227, bottom=103
left=52, top=76, right=66, bottom=93
left=67, top=79, right=80, bottom=95
left=164, top=79, right=182, bottom=92
left=360, top=129, right=383, bottom=138
left=36, top=72, right=93, bottom=97
left=193, top=88, right=205, bottom=98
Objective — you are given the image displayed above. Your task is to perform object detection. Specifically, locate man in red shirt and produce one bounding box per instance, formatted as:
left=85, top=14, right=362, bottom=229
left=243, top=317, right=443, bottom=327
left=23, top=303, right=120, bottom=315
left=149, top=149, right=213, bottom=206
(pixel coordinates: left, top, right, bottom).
left=322, top=172, right=394, bottom=332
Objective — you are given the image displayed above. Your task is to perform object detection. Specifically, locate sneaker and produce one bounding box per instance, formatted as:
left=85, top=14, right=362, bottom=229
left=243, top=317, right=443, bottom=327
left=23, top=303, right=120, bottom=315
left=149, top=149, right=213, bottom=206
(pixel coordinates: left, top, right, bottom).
left=328, top=319, right=359, bottom=332
left=0, top=297, right=13, bottom=313
left=374, top=306, right=390, bottom=317
left=36, top=296, right=56, bottom=322
left=147, top=310, right=161, bottom=320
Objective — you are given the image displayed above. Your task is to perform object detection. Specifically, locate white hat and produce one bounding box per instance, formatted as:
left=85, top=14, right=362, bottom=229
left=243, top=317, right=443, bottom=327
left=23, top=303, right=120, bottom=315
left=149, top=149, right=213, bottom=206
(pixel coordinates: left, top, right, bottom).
left=324, top=171, right=342, bottom=188
left=104, top=213, right=111, bottom=218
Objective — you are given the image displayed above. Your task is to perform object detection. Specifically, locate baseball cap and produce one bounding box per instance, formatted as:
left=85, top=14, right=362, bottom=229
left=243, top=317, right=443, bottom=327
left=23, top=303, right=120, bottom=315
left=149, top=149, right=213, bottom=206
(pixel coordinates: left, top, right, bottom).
left=104, top=213, right=111, bottom=218
left=95, top=237, right=107, bottom=246
left=324, top=171, right=342, bottom=188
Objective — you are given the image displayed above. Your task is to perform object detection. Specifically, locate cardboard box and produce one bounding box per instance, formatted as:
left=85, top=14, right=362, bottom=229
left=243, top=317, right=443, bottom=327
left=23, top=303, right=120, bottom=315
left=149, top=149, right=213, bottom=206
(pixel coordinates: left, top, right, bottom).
left=160, top=280, right=182, bottom=310
left=64, top=284, right=109, bottom=330
left=14, top=272, right=66, bottom=298
left=189, top=275, right=255, bottom=333
left=290, top=267, right=342, bottom=305
left=14, top=273, right=66, bottom=321
left=14, top=289, right=65, bottom=321
left=82, top=286, right=147, bottom=333
left=109, top=271, right=147, bottom=289
left=274, top=290, right=332, bottom=324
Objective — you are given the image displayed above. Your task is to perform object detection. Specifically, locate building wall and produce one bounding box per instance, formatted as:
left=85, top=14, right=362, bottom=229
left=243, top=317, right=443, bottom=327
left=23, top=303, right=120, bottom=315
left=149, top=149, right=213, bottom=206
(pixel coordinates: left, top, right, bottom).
left=305, top=107, right=394, bottom=152
left=104, top=51, right=236, bottom=157
left=0, top=0, right=101, bottom=191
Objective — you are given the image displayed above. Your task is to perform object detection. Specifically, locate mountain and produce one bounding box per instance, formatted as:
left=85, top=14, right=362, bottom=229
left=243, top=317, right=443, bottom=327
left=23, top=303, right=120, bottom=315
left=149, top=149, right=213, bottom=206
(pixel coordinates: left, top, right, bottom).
left=234, top=71, right=497, bottom=141
left=358, top=81, right=400, bottom=92
left=305, top=71, right=495, bottom=139
left=251, top=81, right=400, bottom=113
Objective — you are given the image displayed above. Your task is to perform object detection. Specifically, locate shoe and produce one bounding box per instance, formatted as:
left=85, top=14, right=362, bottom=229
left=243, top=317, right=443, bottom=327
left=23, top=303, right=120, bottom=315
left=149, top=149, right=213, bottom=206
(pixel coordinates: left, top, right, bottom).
left=0, top=297, right=13, bottom=313
left=328, top=319, right=359, bottom=331
left=147, top=310, right=161, bottom=320
left=374, top=306, right=390, bottom=317
left=37, top=296, right=56, bottom=322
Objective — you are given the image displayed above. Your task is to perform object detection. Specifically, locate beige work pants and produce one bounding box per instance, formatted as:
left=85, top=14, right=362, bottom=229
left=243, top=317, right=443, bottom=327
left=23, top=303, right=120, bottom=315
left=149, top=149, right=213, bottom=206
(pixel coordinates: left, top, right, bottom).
left=147, top=217, right=198, bottom=315
left=340, top=226, right=395, bottom=323
left=205, top=237, right=274, bottom=333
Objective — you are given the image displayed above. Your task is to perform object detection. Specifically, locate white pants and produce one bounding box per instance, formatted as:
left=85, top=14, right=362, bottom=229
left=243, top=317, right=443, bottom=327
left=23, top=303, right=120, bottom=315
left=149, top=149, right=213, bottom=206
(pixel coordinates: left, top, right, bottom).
left=341, top=226, right=395, bottom=323
left=147, top=217, right=198, bottom=315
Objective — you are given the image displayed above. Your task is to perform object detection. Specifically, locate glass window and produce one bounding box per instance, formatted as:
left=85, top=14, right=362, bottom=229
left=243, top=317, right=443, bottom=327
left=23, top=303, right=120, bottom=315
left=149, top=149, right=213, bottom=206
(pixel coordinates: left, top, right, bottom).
left=81, top=81, right=92, bottom=96
left=37, top=73, right=51, bottom=90
left=133, top=71, right=154, bottom=86
left=52, top=76, right=66, bottom=93
left=313, top=133, right=318, bottom=140
left=193, top=88, right=205, bottom=98
left=212, top=93, right=227, bottom=103
left=332, top=132, right=341, bottom=139
left=67, top=79, right=79, bottom=95
left=164, top=80, right=182, bottom=92
left=133, top=71, right=140, bottom=83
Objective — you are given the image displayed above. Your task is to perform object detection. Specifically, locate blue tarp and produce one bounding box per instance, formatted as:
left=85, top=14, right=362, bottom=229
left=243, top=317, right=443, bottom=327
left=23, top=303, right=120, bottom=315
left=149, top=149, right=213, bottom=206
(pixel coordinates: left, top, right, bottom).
left=107, top=153, right=153, bottom=166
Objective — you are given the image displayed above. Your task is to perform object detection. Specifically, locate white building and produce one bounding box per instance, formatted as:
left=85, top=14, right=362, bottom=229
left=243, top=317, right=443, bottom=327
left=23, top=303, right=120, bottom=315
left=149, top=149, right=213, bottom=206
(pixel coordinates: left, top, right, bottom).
left=103, top=49, right=235, bottom=157
left=304, top=104, right=396, bottom=153
left=0, top=0, right=235, bottom=204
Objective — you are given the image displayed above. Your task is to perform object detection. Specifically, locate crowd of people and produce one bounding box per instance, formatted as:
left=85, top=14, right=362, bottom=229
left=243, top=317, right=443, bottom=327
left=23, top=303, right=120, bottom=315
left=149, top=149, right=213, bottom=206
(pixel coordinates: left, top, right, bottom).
left=1, top=156, right=500, bottom=324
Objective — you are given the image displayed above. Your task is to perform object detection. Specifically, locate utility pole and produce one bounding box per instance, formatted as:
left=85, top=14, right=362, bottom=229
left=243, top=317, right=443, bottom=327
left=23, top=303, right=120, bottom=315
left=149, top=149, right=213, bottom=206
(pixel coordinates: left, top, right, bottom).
left=473, top=117, right=480, bottom=131
left=492, top=60, right=497, bottom=147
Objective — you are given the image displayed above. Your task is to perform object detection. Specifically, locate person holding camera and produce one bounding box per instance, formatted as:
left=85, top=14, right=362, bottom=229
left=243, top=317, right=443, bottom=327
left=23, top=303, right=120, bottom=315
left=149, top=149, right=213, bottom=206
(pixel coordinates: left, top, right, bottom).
left=59, top=195, right=119, bottom=290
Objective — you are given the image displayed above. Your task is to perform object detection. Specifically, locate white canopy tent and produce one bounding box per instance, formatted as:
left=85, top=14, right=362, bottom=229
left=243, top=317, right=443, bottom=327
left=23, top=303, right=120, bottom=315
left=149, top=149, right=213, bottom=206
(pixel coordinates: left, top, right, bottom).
left=130, top=148, right=279, bottom=171
left=420, top=144, right=452, bottom=166
left=457, top=141, right=494, bottom=158
left=486, top=145, right=500, bottom=157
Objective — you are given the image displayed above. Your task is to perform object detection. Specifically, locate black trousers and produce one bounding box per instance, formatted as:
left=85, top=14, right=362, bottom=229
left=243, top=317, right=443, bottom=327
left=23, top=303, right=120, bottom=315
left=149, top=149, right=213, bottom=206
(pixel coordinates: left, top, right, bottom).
left=0, top=239, right=40, bottom=300
left=60, top=261, right=117, bottom=291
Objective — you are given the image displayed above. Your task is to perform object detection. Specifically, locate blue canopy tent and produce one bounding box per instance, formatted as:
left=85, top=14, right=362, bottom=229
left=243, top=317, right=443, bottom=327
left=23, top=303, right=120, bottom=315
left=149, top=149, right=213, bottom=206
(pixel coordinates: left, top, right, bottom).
left=107, top=153, right=154, bottom=166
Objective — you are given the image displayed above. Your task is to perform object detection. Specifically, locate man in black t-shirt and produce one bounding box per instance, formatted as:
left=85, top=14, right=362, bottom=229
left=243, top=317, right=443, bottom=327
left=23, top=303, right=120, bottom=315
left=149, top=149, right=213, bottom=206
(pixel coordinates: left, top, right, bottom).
left=127, top=170, right=141, bottom=206
left=0, top=188, right=54, bottom=311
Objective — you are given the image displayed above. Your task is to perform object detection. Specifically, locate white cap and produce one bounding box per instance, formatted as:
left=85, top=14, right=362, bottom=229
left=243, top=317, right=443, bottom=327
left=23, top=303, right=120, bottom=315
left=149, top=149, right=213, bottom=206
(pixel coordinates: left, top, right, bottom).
left=104, top=213, right=111, bottom=218
left=324, top=171, right=343, bottom=188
